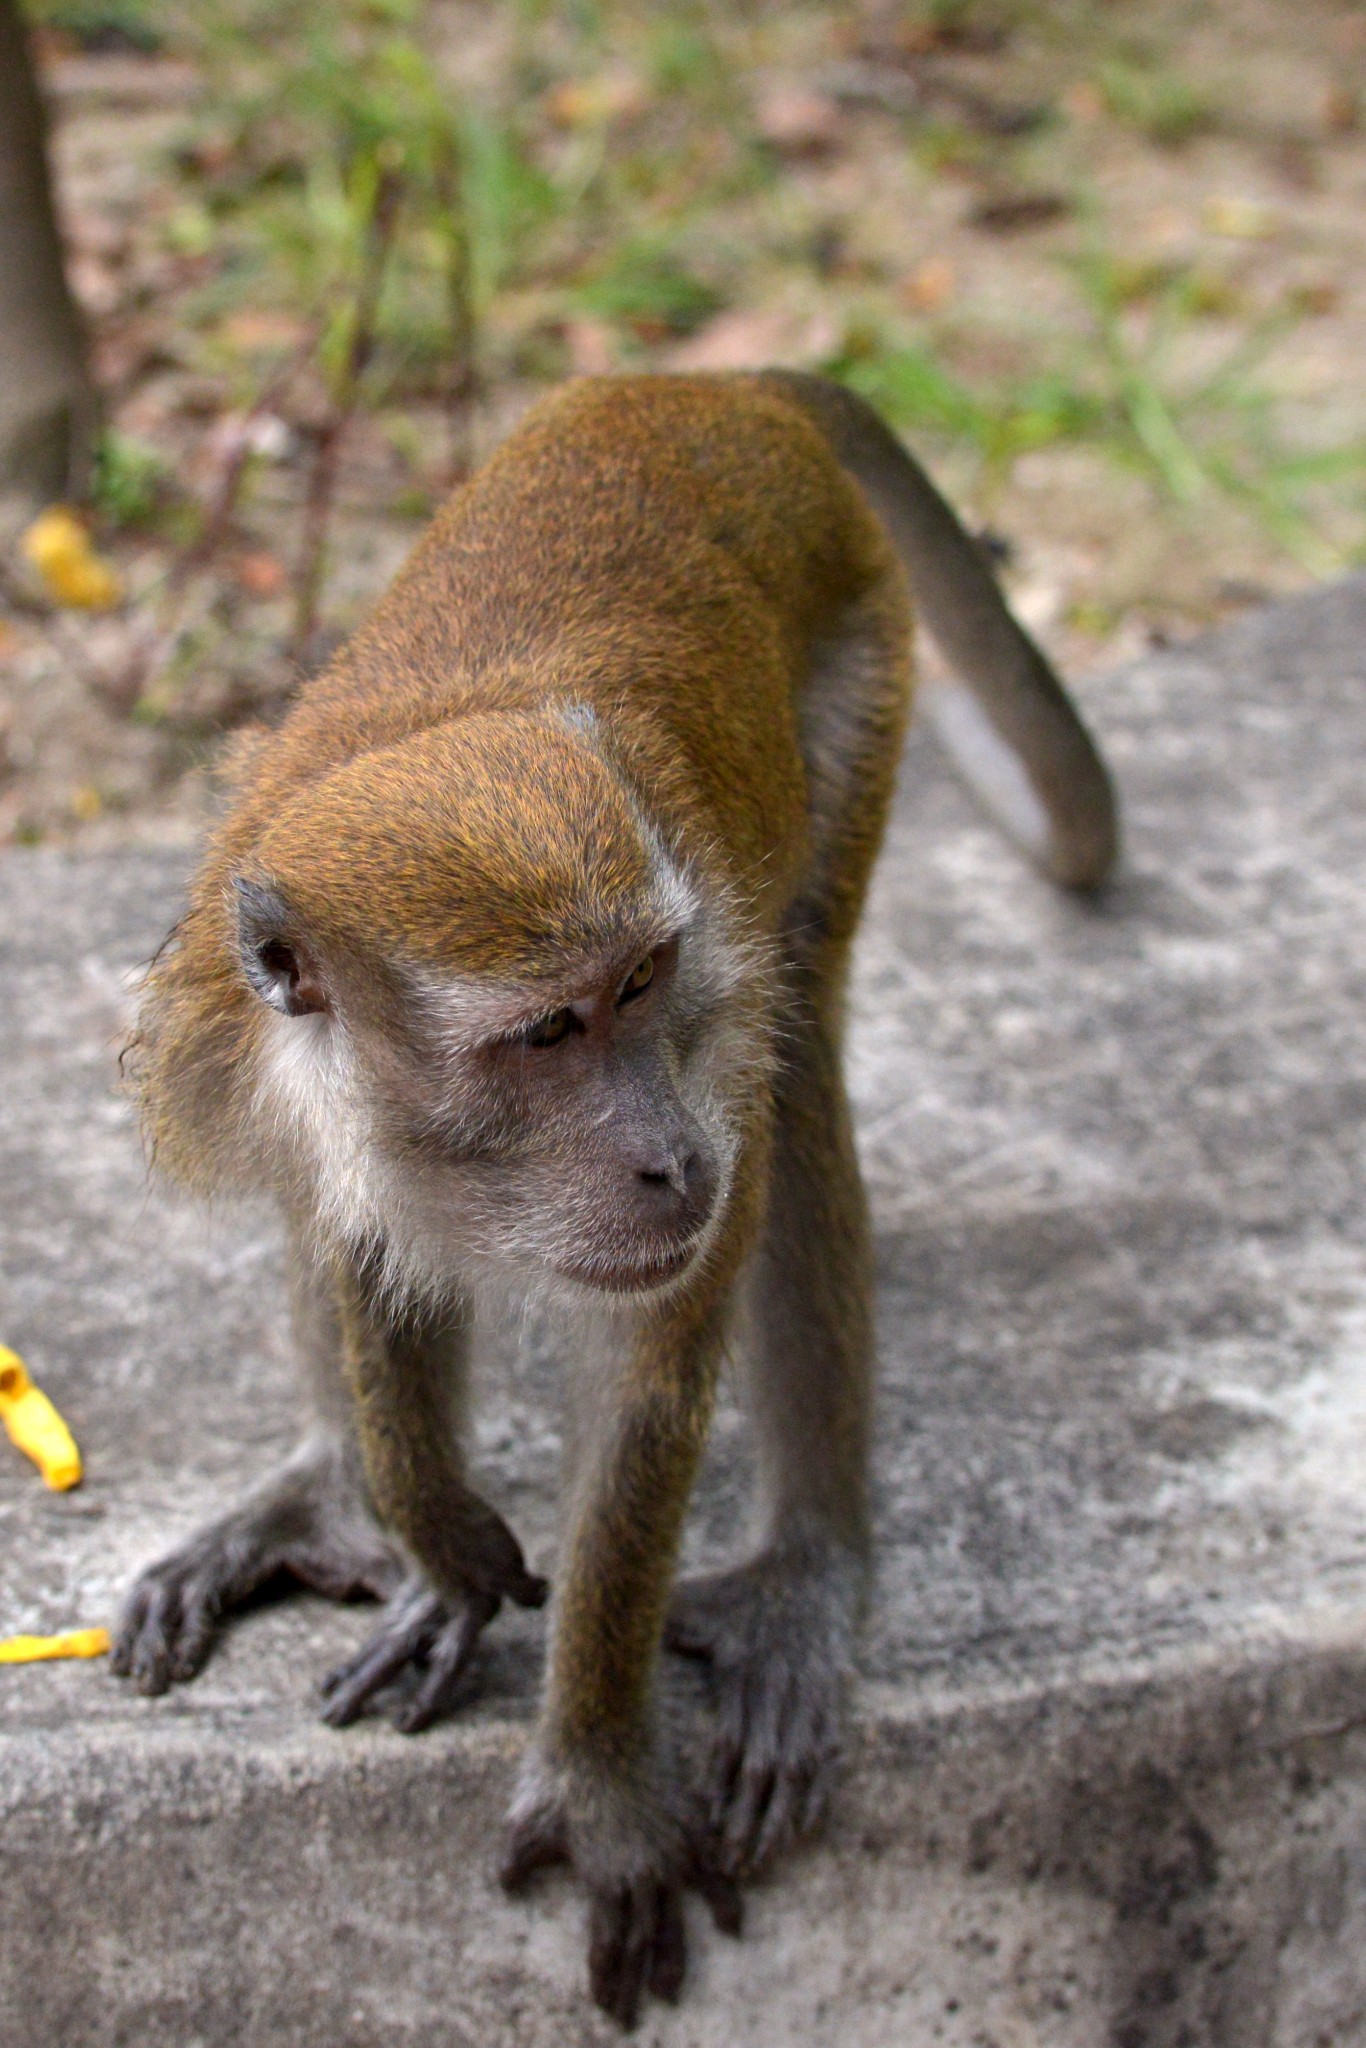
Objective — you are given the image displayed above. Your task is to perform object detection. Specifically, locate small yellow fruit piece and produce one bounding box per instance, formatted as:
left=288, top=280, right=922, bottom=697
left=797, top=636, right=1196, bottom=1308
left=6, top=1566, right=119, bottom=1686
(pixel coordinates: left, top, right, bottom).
left=0, top=1628, right=111, bottom=1664
left=0, top=1346, right=84, bottom=1490
left=20, top=507, right=123, bottom=611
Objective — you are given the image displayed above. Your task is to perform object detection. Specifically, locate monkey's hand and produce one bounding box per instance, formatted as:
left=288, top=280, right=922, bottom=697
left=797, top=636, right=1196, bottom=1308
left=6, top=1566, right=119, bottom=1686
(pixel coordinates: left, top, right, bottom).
left=499, top=1746, right=742, bottom=2029
left=320, top=1546, right=547, bottom=1735
left=112, top=1444, right=402, bottom=1695
left=665, top=1540, right=861, bottom=1875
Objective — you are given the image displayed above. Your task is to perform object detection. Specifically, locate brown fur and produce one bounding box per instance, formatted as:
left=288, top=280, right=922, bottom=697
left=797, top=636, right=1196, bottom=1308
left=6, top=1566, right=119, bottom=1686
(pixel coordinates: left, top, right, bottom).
left=116, top=372, right=1115, bottom=2027
left=130, top=376, right=896, bottom=1195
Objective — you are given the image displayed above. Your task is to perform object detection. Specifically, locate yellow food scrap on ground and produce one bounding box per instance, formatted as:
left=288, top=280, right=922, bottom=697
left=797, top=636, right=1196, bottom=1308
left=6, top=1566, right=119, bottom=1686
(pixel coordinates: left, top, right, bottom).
left=0, top=1346, right=83, bottom=1490
left=20, top=507, right=123, bottom=610
left=0, top=1628, right=111, bottom=1664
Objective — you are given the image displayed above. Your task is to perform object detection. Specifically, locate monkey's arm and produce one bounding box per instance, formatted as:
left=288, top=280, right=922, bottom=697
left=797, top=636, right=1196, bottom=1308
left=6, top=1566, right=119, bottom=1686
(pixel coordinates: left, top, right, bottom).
left=319, top=1257, right=547, bottom=1731
left=113, top=1224, right=403, bottom=1694
left=500, top=1295, right=740, bottom=2027
left=759, top=369, right=1119, bottom=891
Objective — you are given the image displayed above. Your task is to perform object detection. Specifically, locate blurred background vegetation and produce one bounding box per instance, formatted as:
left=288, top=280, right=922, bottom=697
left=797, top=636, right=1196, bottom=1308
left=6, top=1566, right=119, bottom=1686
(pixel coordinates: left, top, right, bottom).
left=1, top=0, right=1364, bottom=842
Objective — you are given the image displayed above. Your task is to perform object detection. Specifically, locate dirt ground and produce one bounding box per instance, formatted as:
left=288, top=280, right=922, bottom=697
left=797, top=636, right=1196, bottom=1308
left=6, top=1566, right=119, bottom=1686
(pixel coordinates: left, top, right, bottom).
left=2, top=0, right=1363, bottom=847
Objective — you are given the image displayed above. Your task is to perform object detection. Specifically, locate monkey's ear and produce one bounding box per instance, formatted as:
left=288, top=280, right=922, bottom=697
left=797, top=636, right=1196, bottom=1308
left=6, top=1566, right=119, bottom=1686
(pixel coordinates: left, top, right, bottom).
left=233, top=877, right=329, bottom=1017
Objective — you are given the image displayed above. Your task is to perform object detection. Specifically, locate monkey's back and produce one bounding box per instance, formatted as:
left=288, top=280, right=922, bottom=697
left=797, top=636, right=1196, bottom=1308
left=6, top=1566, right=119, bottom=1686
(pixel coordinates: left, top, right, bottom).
left=228, top=376, right=900, bottom=900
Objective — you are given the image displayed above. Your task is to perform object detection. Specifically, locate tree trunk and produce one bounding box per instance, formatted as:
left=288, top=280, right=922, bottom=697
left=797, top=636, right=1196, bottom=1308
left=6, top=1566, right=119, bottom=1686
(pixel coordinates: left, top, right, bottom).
left=0, top=0, right=96, bottom=519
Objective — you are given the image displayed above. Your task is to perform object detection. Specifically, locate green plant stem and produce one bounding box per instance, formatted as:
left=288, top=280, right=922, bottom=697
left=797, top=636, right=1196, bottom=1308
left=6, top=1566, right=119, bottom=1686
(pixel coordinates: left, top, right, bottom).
left=290, top=163, right=404, bottom=666
left=436, top=131, right=478, bottom=488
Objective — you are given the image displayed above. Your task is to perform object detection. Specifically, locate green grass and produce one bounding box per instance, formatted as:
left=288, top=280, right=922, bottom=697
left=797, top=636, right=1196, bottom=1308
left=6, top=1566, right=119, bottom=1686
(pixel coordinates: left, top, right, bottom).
left=826, top=238, right=1365, bottom=574
left=37, top=0, right=1363, bottom=592
left=1096, top=57, right=1212, bottom=148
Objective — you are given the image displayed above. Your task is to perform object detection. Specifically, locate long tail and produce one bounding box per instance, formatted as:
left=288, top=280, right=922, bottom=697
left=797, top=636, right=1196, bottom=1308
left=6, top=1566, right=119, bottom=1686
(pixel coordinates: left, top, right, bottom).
left=760, top=371, right=1119, bottom=891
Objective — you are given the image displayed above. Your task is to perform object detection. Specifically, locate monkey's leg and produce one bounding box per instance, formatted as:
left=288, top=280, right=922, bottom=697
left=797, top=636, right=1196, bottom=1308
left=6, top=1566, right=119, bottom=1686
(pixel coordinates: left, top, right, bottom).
left=112, top=1237, right=402, bottom=1695
left=317, top=1255, right=547, bottom=1734
left=500, top=1300, right=741, bottom=2028
left=667, top=976, right=873, bottom=1875
left=666, top=578, right=894, bottom=1874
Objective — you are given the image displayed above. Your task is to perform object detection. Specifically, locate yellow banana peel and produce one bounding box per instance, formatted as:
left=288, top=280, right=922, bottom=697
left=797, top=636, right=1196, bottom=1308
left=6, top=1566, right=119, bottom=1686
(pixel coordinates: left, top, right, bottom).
left=0, top=1627, right=111, bottom=1664
left=0, top=1346, right=83, bottom=1490
left=20, top=507, right=123, bottom=611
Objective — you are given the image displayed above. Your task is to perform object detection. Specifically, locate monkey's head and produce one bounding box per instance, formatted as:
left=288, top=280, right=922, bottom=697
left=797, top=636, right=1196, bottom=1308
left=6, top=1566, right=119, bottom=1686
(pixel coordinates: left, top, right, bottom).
left=232, top=710, right=768, bottom=1303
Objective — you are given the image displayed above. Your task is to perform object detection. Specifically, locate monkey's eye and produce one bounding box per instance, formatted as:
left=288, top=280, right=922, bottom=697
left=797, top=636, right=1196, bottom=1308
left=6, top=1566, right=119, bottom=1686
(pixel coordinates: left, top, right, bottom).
left=617, top=955, right=655, bottom=1006
left=524, top=1007, right=574, bottom=1049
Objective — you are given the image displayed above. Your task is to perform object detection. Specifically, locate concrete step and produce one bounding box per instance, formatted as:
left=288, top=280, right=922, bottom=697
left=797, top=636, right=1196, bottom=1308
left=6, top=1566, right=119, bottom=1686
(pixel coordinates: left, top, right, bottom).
left=3, top=577, right=1366, bottom=2047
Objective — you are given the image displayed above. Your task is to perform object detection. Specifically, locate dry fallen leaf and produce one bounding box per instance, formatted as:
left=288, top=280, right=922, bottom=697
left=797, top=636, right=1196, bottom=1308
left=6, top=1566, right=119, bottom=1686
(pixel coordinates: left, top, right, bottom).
left=1289, top=279, right=1341, bottom=316
left=969, top=190, right=1070, bottom=235
left=1204, top=195, right=1277, bottom=240
left=898, top=258, right=955, bottom=313
left=544, top=70, right=648, bottom=130
left=234, top=550, right=288, bottom=597
left=1063, top=80, right=1105, bottom=123
left=219, top=309, right=313, bottom=352
left=664, top=305, right=840, bottom=372
left=755, top=85, right=847, bottom=158
left=564, top=318, right=618, bottom=375
left=1322, top=85, right=1359, bottom=134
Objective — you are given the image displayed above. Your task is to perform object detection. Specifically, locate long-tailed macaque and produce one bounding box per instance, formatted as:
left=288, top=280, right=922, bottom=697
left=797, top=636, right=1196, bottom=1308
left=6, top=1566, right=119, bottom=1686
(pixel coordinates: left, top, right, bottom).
left=113, top=372, right=1116, bottom=2025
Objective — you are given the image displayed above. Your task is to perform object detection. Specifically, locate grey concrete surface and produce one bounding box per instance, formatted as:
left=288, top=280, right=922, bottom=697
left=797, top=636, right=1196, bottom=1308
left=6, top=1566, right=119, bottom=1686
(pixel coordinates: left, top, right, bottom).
left=3, top=578, right=1366, bottom=2047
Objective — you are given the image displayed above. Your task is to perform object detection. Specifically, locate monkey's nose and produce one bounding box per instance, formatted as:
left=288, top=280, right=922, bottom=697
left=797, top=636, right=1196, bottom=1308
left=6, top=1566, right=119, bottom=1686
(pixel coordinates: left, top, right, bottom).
left=634, top=1146, right=715, bottom=1227
left=639, top=1151, right=693, bottom=1197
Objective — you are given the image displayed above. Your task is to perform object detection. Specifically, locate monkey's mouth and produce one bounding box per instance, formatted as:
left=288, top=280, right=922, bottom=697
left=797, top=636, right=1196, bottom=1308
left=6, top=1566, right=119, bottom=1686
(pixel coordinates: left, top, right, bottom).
left=554, top=1240, right=700, bottom=1295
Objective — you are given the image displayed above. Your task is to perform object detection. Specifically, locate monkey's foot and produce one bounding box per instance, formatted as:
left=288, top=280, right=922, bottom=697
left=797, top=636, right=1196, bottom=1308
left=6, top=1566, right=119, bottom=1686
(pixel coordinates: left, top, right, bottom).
left=500, top=1747, right=742, bottom=2030
left=112, top=1446, right=402, bottom=1695
left=665, top=1541, right=862, bottom=1874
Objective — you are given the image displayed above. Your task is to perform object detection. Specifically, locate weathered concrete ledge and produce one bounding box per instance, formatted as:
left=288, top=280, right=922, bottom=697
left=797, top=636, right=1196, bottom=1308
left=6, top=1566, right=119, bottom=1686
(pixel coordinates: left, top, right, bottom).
left=3, top=578, right=1366, bottom=2046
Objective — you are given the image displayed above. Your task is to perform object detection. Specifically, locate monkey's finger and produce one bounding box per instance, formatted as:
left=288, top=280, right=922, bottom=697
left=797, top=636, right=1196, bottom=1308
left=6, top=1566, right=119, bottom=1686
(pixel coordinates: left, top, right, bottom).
left=498, top=1808, right=569, bottom=1892
left=109, top=1589, right=148, bottom=1677
left=392, top=1598, right=493, bottom=1734
left=166, top=1576, right=222, bottom=1684
left=721, top=1762, right=776, bottom=1875
left=589, top=1880, right=654, bottom=2031
left=587, top=1887, right=630, bottom=2027
left=125, top=1577, right=184, bottom=1695
left=753, top=1762, right=812, bottom=1869
left=319, top=1612, right=433, bottom=1727
left=706, top=1729, right=745, bottom=1834
left=799, top=1761, right=833, bottom=1839
left=695, top=1860, right=744, bottom=1938
left=648, top=1883, right=687, bottom=2004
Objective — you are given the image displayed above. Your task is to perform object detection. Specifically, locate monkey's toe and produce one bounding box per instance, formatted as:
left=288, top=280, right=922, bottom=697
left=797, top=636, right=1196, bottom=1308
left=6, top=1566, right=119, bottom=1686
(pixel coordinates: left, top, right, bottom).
left=667, top=1549, right=856, bottom=1874
left=709, top=1665, right=841, bottom=1874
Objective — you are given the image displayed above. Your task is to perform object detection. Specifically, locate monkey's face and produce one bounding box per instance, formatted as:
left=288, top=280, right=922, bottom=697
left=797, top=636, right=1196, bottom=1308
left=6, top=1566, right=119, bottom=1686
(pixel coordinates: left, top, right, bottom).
left=231, top=712, right=773, bottom=1302
left=240, top=869, right=768, bottom=1306
left=403, top=932, right=736, bottom=1296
